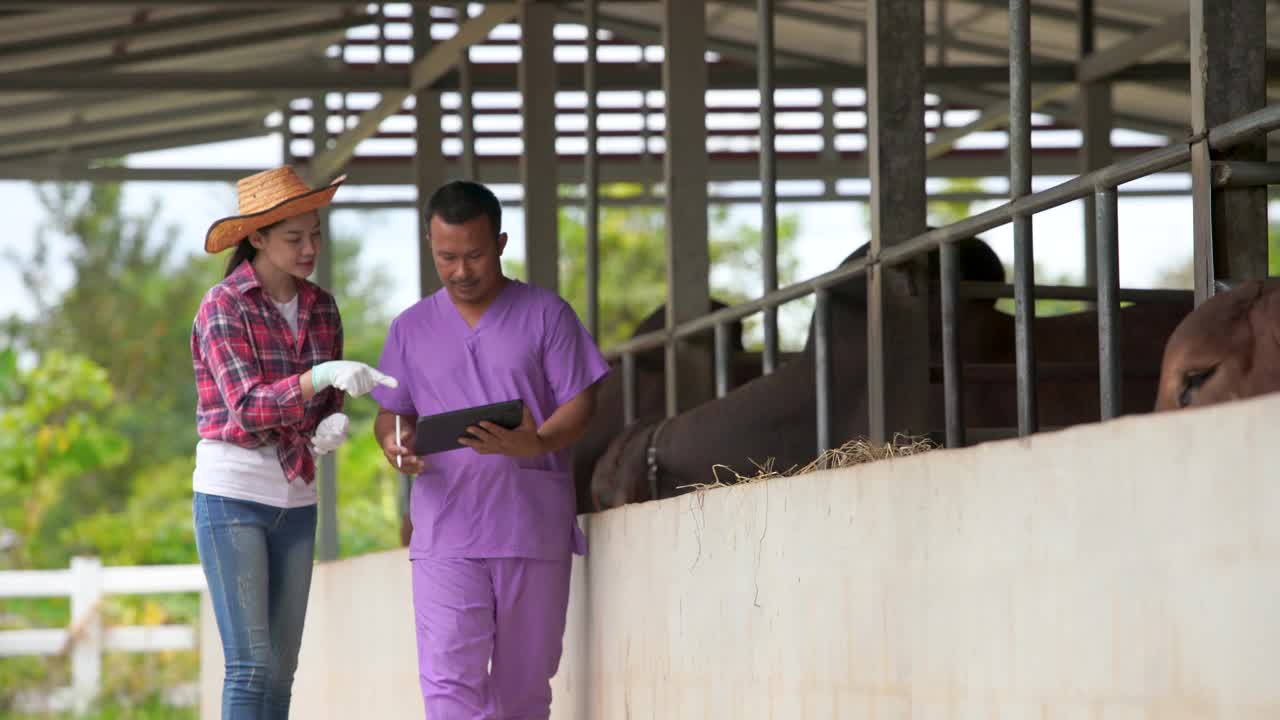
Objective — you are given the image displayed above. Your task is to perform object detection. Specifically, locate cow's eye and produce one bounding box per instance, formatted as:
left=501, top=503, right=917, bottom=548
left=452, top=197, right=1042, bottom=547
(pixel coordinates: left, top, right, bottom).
left=1179, top=367, right=1216, bottom=408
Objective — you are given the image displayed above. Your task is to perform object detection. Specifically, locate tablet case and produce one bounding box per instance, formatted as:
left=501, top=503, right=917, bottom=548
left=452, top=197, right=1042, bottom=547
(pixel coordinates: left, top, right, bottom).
left=412, top=398, right=525, bottom=455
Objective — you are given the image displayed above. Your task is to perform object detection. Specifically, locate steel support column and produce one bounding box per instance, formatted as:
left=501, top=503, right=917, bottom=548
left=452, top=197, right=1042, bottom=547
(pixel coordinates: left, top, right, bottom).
left=1010, top=0, right=1039, bottom=435
left=940, top=240, right=964, bottom=447
left=866, top=0, right=930, bottom=445
left=662, top=0, right=712, bottom=417
left=521, top=1, right=559, bottom=293
left=584, top=0, right=601, bottom=340
left=457, top=2, right=478, bottom=180
left=758, top=0, right=779, bottom=374
left=414, top=6, right=445, bottom=298
left=1079, top=0, right=1112, bottom=288
left=1095, top=187, right=1122, bottom=420
left=1191, top=0, right=1269, bottom=299
left=311, top=94, right=339, bottom=563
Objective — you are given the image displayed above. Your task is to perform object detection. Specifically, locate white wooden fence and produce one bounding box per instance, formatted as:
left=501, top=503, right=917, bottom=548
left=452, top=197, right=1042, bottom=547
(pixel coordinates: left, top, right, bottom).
left=0, top=557, right=206, bottom=715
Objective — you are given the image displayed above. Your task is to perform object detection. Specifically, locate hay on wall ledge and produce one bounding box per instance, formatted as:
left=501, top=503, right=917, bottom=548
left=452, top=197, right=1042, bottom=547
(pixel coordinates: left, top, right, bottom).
left=679, top=433, right=939, bottom=493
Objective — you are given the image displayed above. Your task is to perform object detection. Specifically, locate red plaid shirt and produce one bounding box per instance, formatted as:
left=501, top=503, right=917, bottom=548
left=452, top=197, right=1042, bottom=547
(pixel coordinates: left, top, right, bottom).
left=191, top=260, right=344, bottom=485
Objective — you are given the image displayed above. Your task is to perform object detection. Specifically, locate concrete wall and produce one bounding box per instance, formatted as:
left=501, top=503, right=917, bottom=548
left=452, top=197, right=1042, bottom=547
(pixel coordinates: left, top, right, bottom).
left=199, top=548, right=422, bottom=718
left=201, top=393, right=1280, bottom=718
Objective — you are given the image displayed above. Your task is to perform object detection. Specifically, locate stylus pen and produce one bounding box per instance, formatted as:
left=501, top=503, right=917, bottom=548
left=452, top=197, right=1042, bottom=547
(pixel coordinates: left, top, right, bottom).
left=395, top=415, right=402, bottom=468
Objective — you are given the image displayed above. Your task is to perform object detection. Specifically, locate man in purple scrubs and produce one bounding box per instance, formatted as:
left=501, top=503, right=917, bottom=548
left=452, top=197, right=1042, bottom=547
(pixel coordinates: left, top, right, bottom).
left=371, top=180, right=608, bottom=719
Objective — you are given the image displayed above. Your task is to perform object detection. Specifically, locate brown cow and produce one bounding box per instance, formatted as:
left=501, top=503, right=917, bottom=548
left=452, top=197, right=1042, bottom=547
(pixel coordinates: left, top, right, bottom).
left=585, top=238, right=1193, bottom=511
left=1155, top=280, right=1280, bottom=411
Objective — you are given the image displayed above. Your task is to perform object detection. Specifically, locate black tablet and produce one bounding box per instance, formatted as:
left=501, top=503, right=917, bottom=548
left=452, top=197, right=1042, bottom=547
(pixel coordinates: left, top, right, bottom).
left=412, top=399, right=525, bottom=456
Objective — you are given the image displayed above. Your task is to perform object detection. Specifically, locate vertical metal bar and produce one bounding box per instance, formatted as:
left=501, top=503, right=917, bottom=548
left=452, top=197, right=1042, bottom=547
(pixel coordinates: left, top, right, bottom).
left=662, top=0, right=712, bottom=417
left=584, top=0, right=600, bottom=340
left=1079, top=0, right=1094, bottom=56
left=376, top=2, right=387, bottom=68
left=1078, top=0, right=1111, bottom=290
left=1095, top=187, right=1122, bottom=420
left=866, top=0, right=929, bottom=445
left=1189, top=0, right=1268, bottom=304
left=819, top=88, right=837, bottom=171
left=814, top=289, right=832, bottom=455
left=758, top=0, right=779, bottom=374
left=622, top=352, right=637, bottom=426
left=936, top=0, right=948, bottom=66
left=520, top=1, right=559, bottom=293
left=281, top=104, right=294, bottom=166
left=457, top=1, right=478, bottom=180
left=1010, top=0, right=1038, bottom=436
left=714, top=322, right=731, bottom=398
left=311, top=92, right=339, bottom=563
left=939, top=240, right=965, bottom=448
left=413, top=6, right=444, bottom=298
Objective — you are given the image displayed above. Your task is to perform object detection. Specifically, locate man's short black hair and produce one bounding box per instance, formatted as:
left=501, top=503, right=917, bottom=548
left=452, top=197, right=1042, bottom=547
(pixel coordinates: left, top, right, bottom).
left=424, top=180, right=502, bottom=238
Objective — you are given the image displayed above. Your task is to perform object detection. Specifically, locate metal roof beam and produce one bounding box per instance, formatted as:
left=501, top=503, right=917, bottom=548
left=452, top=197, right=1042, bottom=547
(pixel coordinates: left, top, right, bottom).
left=929, top=11, right=1194, bottom=159
left=0, top=95, right=280, bottom=158
left=0, top=144, right=1174, bottom=184
left=0, top=68, right=408, bottom=92
left=1077, top=11, right=1189, bottom=84
left=959, top=0, right=1149, bottom=34
left=0, top=8, right=278, bottom=63
left=38, top=11, right=370, bottom=73
left=306, top=2, right=518, bottom=184
left=0, top=120, right=269, bottom=164
left=560, top=3, right=832, bottom=69
left=4, top=61, right=1256, bottom=94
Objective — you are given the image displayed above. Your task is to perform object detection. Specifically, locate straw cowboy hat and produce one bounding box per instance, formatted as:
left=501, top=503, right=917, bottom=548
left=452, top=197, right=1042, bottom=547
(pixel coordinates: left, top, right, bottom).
left=204, top=166, right=346, bottom=253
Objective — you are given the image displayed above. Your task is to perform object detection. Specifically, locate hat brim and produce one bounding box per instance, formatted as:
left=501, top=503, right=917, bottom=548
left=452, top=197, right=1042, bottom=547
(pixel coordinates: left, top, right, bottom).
left=204, top=174, right=347, bottom=254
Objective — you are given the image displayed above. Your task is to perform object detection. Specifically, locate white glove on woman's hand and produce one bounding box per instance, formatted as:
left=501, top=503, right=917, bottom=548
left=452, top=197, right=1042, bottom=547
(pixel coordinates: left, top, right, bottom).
left=311, top=361, right=398, bottom=397
left=311, top=412, right=350, bottom=456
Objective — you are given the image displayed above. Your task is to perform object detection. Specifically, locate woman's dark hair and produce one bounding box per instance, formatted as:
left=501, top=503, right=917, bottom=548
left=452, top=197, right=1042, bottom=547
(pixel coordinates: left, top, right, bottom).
left=424, top=180, right=502, bottom=239
left=223, top=219, right=286, bottom=277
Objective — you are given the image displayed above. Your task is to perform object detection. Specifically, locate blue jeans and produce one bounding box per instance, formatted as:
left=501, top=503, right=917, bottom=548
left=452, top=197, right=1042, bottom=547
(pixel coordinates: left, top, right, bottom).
left=194, top=492, right=317, bottom=720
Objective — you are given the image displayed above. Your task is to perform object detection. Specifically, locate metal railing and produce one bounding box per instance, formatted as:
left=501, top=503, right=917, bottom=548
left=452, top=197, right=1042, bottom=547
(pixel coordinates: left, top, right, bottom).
left=602, top=100, right=1280, bottom=452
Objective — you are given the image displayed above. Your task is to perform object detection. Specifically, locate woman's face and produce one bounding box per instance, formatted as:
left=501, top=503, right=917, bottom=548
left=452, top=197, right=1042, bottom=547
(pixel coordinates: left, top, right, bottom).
left=251, top=210, right=322, bottom=279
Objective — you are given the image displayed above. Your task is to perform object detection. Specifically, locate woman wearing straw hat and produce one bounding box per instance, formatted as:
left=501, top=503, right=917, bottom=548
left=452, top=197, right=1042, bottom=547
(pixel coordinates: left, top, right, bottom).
left=190, top=166, right=397, bottom=718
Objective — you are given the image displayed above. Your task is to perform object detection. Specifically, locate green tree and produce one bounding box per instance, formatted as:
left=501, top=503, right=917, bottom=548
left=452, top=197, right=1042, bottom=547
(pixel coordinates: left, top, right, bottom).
left=0, top=350, right=129, bottom=570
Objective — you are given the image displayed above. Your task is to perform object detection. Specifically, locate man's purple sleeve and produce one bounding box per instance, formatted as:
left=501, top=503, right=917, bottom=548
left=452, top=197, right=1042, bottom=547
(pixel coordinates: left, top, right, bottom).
left=543, top=299, right=610, bottom=407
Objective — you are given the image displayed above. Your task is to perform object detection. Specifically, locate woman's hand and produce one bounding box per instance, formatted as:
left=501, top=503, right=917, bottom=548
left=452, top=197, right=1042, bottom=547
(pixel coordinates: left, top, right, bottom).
left=311, top=412, right=350, bottom=456
left=311, top=361, right=398, bottom=397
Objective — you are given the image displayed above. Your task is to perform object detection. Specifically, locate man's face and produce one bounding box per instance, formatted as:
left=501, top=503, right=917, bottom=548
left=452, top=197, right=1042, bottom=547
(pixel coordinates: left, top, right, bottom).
left=430, top=213, right=507, bottom=306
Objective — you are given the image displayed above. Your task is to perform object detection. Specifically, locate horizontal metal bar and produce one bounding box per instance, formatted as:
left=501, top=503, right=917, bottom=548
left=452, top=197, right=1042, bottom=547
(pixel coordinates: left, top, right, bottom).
left=0, top=69, right=412, bottom=92
left=6, top=60, right=1273, bottom=94
left=927, top=363, right=1160, bottom=382
left=959, top=283, right=1190, bottom=304
left=602, top=102, right=1280, bottom=359
left=1212, top=161, right=1280, bottom=187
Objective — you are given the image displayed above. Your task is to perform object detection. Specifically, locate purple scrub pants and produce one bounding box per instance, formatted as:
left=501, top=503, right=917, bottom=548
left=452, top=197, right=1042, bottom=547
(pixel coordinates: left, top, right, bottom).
left=411, top=557, right=572, bottom=719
